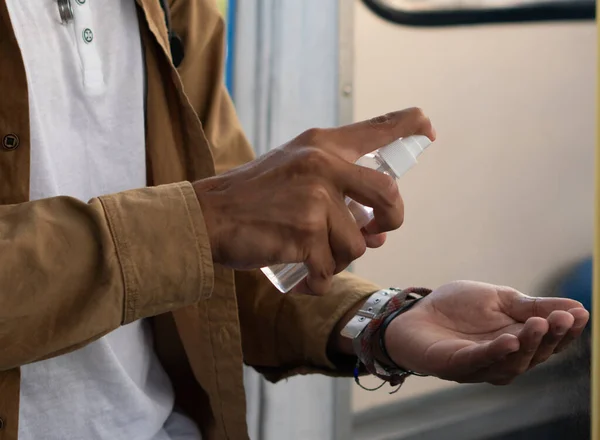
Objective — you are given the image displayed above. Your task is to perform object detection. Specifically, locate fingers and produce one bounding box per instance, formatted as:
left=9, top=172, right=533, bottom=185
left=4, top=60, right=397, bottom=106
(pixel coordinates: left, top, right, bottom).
left=500, top=287, right=587, bottom=321
left=500, top=317, right=548, bottom=373
left=474, top=317, right=548, bottom=385
left=529, top=310, right=574, bottom=366
left=341, top=164, right=404, bottom=234
left=328, top=198, right=367, bottom=273
left=304, top=234, right=336, bottom=296
left=555, top=307, right=590, bottom=353
left=303, top=151, right=404, bottom=235
left=303, top=194, right=371, bottom=294
left=451, top=311, right=586, bottom=386
left=499, top=287, right=589, bottom=356
left=364, top=232, right=386, bottom=248
left=325, top=108, right=436, bottom=163
left=346, top=199, right=375, bottom=229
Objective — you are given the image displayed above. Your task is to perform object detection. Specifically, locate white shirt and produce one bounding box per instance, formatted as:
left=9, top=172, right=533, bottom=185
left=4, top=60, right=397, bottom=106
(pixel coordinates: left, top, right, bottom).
left=4, top=0, right=201, bottom=439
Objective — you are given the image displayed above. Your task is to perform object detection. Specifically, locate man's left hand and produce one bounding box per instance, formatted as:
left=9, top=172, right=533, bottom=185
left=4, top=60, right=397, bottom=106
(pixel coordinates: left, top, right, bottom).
left=382, top=281, right=589, bottom=385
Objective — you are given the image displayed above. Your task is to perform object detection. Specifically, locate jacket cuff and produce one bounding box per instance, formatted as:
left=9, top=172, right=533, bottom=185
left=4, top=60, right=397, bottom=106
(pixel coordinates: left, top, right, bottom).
left=262, top=272, right=379, bottom=382
left=99, top=182, right=214, bottom=324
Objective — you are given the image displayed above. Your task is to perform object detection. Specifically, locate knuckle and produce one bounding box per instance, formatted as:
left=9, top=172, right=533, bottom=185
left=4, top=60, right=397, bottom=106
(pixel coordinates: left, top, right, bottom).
left=297, top=185, right=330, bottom=234
left=308, top=183, right=332, bottom=205
left=407, top=107, right=432, bottom=134
left=298, top=209, right=325, bottom=235
left=408, top=106, right=426, bottom=118
left=380, top=174, right=400, bottom=205
left=314, top=257, right=335, bottom=279
left=369, top=113, right=394, bottom=129
left=377, top=177, right=404, bottom=229
left=397, top=211, right=405, bottom=229
left=498, top=284, right=519, bottom=294
left=294, top=147, right=330, bottom=173
left=349, top=237, right=367, bottom=260
left=298, top=128, right=325, bottom=146
left=326, top=256, right=336, bottom=275
left=337, top=238, right=367, bottom=266
left=418, top=115, right=433, bottom=134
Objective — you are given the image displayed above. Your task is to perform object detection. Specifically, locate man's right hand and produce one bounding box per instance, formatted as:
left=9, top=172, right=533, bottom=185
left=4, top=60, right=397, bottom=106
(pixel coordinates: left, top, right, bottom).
left=193, top=108, right=435, bottom=295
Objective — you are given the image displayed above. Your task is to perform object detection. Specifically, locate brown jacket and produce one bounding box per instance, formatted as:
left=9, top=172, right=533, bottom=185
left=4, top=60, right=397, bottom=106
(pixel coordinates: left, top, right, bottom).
left=0, top=0, right=378, bottom=439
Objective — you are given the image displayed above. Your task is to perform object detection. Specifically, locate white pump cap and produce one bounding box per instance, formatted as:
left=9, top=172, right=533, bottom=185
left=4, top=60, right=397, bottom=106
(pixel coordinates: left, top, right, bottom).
left=377, top=135, right=433, bottom=179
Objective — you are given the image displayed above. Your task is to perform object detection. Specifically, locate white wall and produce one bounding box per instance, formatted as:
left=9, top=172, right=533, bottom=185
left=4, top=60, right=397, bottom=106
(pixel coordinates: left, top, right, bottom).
left=351, top=1, right=596, bottom=412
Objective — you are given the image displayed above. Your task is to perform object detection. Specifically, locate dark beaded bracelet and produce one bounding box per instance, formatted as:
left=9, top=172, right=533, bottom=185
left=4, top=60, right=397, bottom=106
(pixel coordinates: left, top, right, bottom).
left=377, top=296, right=429, bottom=378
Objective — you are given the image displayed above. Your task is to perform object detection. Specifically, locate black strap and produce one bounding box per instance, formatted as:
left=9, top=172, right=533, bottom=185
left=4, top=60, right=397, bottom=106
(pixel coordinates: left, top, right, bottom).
left=169, top=33, right=185, bottom=68
left=378, top=297, right=422, bottom=369
left=158, top=0, right=185, bottom=67
left=378, top=295, right=429, bottom=377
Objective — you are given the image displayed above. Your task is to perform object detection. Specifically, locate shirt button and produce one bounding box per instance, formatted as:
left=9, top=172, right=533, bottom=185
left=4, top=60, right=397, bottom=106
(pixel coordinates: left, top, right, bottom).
left=82, top=28, right=94, bottom=44
left=2, top=134, right=20, bottom=151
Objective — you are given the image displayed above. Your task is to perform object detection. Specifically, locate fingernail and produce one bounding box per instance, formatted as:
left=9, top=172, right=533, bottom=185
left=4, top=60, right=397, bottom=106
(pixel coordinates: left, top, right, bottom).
left=555, top=327, right=567, bottom=336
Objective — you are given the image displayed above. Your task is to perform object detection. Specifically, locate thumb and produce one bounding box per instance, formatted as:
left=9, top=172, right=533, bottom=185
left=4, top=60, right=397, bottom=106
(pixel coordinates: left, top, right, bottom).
left=500, top=287, right=586, bottom=322
left=324, top=107, right=436, bottom=163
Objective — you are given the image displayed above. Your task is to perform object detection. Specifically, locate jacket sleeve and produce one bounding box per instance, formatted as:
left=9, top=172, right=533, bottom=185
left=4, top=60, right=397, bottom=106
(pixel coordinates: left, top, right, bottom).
left=171, top=0, right=380, bottom=379
left=235, top=270, right=379, bottom=381
left=0, top=182, right=214, bottom=370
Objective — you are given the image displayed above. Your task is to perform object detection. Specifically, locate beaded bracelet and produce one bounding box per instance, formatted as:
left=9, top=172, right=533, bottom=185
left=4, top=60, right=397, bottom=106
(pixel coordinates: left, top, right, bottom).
left=377, top=297, right=425, bottom=372
left=353, top=287, right=431, bottom=393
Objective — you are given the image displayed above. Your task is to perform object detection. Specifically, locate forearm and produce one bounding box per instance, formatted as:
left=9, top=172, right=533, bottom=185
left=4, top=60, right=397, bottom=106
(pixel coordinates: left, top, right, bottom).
left=0, top=182, right=212, bottom=370
left=237, top=270, right=379, bottom=381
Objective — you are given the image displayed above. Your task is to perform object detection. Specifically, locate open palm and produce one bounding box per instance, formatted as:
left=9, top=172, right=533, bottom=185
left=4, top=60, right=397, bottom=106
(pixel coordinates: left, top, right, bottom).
left=385, top=281, right=589, bottom=385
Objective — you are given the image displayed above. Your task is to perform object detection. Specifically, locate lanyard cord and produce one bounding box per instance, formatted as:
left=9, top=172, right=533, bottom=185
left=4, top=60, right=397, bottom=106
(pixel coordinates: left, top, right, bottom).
left=157, top=0, right=184, bottom=67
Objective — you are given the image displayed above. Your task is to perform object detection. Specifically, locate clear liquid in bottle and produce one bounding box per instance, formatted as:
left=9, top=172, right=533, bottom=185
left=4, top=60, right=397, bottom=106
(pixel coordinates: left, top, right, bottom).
left=261, top=135, right=433, bottom=293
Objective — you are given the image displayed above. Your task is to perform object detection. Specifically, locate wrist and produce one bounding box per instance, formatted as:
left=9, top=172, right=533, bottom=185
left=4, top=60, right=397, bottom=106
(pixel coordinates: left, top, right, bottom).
left=371, top=325, right=397, bottom=368
left=377, top=295, right=426, bottom=372
left=332, top=288, right=404, bottom=361
left=337, top=288, right=431, bottom=384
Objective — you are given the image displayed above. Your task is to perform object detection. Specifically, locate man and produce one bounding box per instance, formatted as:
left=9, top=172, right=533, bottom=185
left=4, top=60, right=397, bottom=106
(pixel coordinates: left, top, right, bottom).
left=0, top=0, right=589, bottom=439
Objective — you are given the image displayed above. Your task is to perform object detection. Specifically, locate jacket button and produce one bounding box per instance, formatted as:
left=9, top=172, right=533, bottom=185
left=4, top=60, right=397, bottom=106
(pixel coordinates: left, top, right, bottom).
left=2, top=134, right=20, bottom=151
